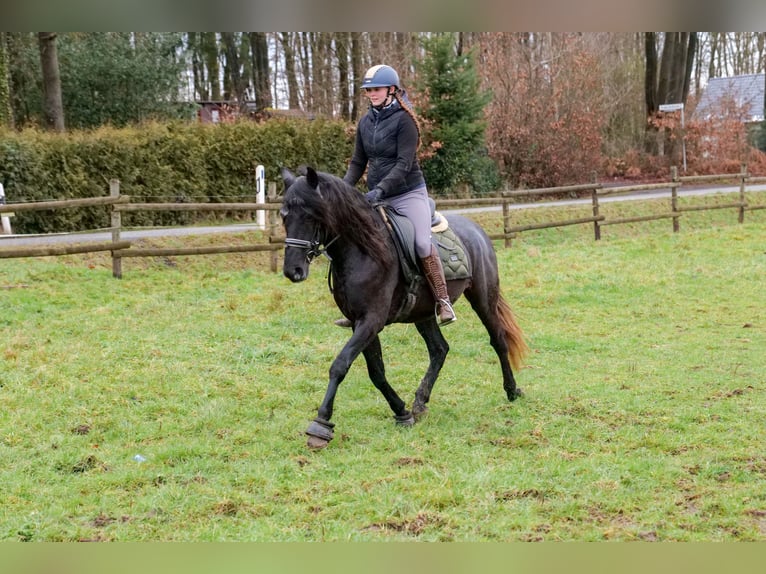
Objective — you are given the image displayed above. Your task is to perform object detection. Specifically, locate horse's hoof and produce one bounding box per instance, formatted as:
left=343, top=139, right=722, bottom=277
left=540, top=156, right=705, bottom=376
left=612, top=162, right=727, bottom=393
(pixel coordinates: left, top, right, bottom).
left=395, top=411, right=415, bottom=426
left=307, top=435, right=330, bottom=449
left=507, top=387, right=524, bottom=401
left=305, top=418, right=335, bottom=446
left=412, top=405, right=428, bottom=420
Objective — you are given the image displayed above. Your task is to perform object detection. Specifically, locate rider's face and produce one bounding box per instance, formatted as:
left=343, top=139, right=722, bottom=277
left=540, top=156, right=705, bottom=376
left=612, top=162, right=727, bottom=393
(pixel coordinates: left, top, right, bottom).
left=364, top=86, right=390, bottom=107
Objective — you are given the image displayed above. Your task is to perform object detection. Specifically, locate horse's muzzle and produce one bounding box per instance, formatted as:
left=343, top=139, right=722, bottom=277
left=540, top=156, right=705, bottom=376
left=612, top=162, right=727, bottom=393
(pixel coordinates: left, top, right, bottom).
left=284, top=267, right=308, bottom=283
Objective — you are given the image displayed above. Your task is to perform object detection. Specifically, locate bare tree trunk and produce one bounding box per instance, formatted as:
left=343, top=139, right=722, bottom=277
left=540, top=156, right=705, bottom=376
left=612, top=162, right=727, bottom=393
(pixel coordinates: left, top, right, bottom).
left=644, top=32, right=658, bottom=156
left=249, top=32, right=272, bottom=112
left=350, top=32, right=362, bottom=121
left=656, top=33, right=677, bottom=104
left=645, top=32, right=696, bottom=155
left=0, top=32, right=12, bottom=128
left=38, top=32, right=65, bottom=132
left=280, top=32, right=300, bottom=109
left=299, top=33, right=313, bottom=111
left=188, top=32, right=206, bottom=100
left=682, top=32, right=697, bottom=103
left=221, top=32, right=247, bottom=112
left=336, top=32, right=350, bottom=121
left=202, top=32, right=220, bottom=100
left=708, top=32, right=719, bottom=79
left=315, top=33, right=334, bottom=116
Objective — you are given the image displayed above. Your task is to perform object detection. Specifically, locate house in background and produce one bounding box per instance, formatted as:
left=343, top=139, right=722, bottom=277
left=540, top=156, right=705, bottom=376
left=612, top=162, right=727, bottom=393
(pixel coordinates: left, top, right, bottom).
left=694, top=73, right=765, bottom=123
left=196, top=100, right=258, bottom=123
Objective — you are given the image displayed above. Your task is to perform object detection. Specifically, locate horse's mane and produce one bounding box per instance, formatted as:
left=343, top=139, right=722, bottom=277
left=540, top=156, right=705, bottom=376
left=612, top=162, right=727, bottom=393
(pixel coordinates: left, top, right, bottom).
left=285, top=170, right=394, bottom=267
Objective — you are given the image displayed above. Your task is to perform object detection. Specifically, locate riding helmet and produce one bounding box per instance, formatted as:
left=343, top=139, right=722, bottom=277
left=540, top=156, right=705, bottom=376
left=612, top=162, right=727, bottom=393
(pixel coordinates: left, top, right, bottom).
left=361, top=65, right=400, bottom=89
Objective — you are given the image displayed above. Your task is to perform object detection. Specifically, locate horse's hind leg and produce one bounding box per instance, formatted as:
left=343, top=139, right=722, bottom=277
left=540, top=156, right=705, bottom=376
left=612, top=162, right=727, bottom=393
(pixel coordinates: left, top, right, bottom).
left=464, top=288, right=523, bottom=402
left=363, top=335, right=414, bottom=426
left=411, top=318, right=449, bottom=418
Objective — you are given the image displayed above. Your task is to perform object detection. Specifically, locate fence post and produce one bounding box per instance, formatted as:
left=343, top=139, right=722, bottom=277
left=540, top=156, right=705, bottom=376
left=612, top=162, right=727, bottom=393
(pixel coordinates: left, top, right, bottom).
left=502, top=188, right=512, bottom=248
left=739, top=162, right=747, bottom=224
left=671, top=166, right=680, bottom=233
left=268, top=181, right=279, bottom=273
left=255, top=164, right=266, bottom=230
left=110, top=179, right=122, bottom=279
left=0, top=183, right=12, bottom=235
left=591, top=174, right=601, bottom=241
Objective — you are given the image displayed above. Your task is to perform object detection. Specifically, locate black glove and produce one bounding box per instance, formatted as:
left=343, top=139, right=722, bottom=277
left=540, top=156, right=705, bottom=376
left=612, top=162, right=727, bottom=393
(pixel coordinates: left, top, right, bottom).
left=365, top=188, right=383, bottom=204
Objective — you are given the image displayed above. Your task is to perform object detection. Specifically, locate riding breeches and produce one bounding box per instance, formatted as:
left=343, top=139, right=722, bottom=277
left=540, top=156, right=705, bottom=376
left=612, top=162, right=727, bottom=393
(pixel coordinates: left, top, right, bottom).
left=386, top=186, right=432, bottom=258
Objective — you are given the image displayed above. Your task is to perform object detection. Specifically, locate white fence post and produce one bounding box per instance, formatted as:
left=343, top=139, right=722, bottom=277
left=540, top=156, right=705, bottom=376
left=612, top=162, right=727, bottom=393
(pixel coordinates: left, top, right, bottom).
left=255, top=165, right=265, bottom=230
left=1, top=183, right=12, bottom=235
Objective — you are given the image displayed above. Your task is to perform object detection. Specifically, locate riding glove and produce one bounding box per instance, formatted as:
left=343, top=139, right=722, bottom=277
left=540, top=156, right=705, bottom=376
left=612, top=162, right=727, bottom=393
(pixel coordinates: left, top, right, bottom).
left=365, top=188, right=383, bottom=204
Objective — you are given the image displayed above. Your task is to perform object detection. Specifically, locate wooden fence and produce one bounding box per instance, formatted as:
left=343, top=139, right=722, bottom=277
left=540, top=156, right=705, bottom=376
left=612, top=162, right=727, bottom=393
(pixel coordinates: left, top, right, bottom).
left=1, top=166, right=764, bottom=278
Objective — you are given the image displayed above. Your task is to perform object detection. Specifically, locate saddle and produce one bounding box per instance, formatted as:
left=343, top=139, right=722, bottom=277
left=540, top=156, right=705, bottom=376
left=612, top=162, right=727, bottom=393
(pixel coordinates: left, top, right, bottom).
left=378, top=199, right=471, bottom=319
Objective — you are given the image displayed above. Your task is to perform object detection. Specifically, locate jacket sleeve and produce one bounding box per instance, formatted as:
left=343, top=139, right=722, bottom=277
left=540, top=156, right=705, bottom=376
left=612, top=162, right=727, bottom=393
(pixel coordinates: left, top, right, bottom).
left=343, top=127, right=367, bottom=187
left=374, top=113, right=418, bottom=199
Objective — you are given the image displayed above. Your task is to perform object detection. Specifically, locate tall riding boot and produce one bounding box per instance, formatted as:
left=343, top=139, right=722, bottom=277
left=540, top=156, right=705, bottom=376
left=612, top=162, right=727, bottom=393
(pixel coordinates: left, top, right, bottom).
left=421, top=245, right=457, bottom=325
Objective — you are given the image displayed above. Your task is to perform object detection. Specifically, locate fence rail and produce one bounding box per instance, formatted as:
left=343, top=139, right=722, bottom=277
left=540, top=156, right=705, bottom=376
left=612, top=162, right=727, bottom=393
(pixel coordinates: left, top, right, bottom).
left=1, top=166, right=764, bottom=278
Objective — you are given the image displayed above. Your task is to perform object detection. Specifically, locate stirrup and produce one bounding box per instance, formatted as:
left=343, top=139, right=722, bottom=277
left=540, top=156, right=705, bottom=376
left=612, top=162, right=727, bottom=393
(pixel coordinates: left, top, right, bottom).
left=436, top=299, right=457, bottom=326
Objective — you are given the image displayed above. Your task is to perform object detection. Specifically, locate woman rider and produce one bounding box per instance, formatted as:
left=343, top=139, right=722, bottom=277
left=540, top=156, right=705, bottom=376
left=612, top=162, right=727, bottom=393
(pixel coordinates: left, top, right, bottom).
left=338, top=64, right=456, bottom=326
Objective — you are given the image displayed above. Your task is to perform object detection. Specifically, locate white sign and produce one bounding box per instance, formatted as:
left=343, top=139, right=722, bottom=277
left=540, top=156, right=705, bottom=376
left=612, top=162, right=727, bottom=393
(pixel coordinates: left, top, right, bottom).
left=255, top=165, right=265, bottom=230
left=659, top=103, right=684, bottom=112
left=1, top=183, right=12, bottom=235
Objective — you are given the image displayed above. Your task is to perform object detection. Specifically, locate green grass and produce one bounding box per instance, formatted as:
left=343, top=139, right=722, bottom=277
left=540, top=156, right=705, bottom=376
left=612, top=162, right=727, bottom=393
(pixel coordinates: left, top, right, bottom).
left=1, top=198, right=764, bottom=541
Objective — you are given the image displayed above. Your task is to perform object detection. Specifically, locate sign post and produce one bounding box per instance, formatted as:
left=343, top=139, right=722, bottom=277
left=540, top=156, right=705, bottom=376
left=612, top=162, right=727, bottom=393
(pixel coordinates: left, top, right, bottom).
left=255, top=165, right=266, bottom=230
left=659, top=103, right=687, bottom=173
left=0, top=183, right=13, bottom=235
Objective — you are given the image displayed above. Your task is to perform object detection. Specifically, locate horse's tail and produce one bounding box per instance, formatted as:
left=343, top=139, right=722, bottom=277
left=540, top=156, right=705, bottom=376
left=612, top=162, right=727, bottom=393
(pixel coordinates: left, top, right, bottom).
left=497, top=293, right=529, bottom=371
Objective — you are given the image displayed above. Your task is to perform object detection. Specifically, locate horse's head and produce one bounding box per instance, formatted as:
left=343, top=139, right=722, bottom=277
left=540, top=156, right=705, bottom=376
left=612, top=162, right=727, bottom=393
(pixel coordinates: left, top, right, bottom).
left=281, top=165, right=394, bottom=283
left=280, top=166, right=325, bottom=282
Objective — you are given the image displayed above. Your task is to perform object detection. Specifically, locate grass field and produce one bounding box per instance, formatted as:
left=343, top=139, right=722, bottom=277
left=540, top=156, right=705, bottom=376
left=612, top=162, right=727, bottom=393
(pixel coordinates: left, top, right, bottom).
left=1, top=196, right=764, bottom=541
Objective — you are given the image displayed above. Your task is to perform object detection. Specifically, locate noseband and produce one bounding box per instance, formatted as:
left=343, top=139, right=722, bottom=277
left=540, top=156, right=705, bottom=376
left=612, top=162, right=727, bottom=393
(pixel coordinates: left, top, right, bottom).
left=284, top=234, right=339, bottom=263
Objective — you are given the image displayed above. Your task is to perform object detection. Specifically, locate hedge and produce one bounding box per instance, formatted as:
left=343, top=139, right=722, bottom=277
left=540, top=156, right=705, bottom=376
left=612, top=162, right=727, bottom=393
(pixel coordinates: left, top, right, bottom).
left=0, top=119, right=354, bottom=233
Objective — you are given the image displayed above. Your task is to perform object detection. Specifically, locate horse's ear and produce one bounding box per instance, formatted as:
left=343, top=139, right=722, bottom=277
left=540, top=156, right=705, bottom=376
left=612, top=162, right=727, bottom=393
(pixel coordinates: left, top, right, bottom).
left=282, top=167, right=296, bottom=190
left=306, top=166, right=319, bottom=189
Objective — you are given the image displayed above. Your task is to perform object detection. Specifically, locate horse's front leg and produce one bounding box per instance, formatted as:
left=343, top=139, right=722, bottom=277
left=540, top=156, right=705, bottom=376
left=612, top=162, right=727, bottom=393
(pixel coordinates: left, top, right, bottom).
left=362, top=334, right=414, bottom=426
left=305, top=322, right=383, bottom=448
left=411, top=317, right=450, bottom=418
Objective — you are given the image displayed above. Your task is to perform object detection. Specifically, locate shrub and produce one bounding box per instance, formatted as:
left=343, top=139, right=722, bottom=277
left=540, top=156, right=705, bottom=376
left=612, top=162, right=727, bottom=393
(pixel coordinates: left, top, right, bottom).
left=0, top=119, right=353, bottom=233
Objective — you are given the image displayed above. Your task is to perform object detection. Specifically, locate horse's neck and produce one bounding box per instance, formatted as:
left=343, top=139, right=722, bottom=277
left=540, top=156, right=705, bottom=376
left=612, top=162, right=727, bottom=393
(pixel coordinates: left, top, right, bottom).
left=327, top=227, right=391, bottom=273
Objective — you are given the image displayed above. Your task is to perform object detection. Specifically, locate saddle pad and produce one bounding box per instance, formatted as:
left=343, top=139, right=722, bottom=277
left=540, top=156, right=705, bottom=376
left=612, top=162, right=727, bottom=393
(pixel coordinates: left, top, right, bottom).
left=434, top=223, right=471, bottom=281
left=382, top=206, right=471, bottom=282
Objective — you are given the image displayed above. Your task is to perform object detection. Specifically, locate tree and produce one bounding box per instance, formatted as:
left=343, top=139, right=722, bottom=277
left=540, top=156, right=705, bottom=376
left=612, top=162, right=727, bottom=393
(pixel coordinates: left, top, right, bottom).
left=0, top=32, right=12, bottom=128
left=202, top=32, right=221, bottom=101
left=280, top=33, right=300, bottom=109
left=350, top=32, right=363, bottom=121
left=62, top=33, right=188, bottom=128
left=38, top=32, right=65, bottom=132
left=477, top=33, right=607, bottom=188
left=644, top=32, right=697, bottom=155
left=336, top=32, right=351, bottom=121
left=416, top=33, right=498, bottom=195
left=221, top=32, right=246, bottom=110
left=249, top=32, right=272, bottom=111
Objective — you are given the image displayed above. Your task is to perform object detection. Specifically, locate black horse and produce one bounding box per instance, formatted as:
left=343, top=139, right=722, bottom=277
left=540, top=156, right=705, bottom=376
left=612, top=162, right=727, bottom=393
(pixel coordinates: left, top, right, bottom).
left=281, top=167, right=528, bottom=448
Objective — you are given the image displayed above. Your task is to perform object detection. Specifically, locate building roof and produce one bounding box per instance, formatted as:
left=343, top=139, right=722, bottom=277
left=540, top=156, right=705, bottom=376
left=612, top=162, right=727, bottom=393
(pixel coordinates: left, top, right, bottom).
left=695, top=73, right=765, bottom=122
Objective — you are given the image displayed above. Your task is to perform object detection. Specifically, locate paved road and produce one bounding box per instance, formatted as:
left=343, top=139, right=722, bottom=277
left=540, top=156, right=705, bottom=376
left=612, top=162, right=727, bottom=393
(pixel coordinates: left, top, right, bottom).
left=1, top=183, right=763, bottom=248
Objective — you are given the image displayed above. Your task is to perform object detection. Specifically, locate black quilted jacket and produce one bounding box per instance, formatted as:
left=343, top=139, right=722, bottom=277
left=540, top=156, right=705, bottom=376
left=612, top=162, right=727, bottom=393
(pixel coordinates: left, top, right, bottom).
left=343, top=99, right=426, bottom=199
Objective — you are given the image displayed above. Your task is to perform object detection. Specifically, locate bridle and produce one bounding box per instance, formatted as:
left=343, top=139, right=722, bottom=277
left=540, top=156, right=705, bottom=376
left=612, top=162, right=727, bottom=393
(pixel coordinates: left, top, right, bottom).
left=284, top=233, right=339, bottom=264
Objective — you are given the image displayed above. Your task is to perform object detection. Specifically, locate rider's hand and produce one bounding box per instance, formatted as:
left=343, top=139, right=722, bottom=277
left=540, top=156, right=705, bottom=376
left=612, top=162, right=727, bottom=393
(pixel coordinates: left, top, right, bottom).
left=365, top=188, right=383, bottom=204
